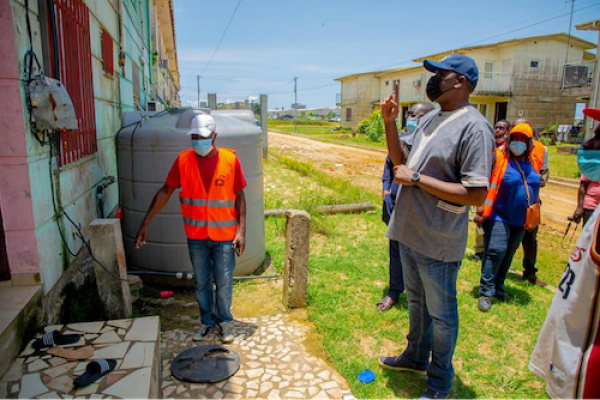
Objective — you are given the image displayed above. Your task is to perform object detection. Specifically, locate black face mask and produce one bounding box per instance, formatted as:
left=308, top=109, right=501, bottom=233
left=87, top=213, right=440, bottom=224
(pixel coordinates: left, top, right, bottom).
left=426, top=75, right=443, bottom=101
left=426, top=74, right=455, bottom=102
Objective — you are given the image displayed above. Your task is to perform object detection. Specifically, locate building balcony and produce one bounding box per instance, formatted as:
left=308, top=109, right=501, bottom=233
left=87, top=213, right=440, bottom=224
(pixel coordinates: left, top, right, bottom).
left=562, top=60, right=595, bottom=97
left=340, top=96, right=358, bottom=105
left=474, top=72, right=512, bottom=96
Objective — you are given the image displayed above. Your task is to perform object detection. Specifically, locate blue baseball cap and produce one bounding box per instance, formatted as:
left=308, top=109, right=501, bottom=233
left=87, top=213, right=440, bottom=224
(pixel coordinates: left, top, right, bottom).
left=424, top=54, right=479, bottom=88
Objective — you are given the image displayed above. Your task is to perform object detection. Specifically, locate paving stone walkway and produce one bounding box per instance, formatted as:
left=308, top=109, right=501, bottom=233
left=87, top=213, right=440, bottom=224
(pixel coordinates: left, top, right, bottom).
left=161, top=314, right=351, bottom=399
left=0, top=316, right=160, bottom=399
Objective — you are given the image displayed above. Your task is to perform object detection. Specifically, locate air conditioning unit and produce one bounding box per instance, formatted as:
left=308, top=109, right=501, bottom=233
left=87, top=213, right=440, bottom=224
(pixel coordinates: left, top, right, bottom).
left=412, top=79, right=421, bottom=87
left=159, top=59, right=169, bottom=69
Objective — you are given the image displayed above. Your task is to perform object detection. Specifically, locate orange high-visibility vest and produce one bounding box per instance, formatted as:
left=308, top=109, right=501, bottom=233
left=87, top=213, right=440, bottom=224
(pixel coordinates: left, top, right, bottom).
left=482, top=148, right=509, bottom=217
left=178, top=148, right=238, bottom=241
left=531, top=140, right=546, bottom=173
left=482, top=145, right=542, bottom=217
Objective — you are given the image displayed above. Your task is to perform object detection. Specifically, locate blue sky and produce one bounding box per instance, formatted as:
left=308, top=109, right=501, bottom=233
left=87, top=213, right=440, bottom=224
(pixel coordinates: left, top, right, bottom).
left=173, top=0, right=599, bottom=109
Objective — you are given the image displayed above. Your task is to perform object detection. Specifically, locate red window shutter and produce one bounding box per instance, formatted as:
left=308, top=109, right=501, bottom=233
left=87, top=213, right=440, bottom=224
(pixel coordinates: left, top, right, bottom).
left=47, top=0, right=97, bottom=166
left=101, top=29, right=113, bottom=75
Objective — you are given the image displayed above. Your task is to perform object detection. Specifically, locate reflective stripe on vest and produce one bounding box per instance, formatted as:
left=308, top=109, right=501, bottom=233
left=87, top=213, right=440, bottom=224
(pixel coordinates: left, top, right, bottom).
left=178, top=148, right=239, bottom=241
left=180, top=198, right=235, bottom=208
left=482, top=149, right=508, bottom=218
left=182, top=217, right=239, bottom=228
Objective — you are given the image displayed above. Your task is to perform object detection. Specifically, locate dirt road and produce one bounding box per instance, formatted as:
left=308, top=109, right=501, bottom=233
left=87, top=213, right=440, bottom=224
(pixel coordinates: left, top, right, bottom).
left=268, top=131, right=578, bottom=233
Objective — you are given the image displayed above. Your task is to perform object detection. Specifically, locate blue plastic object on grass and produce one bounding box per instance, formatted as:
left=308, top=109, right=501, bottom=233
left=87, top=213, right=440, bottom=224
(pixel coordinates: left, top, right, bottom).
left=358, top=369, right=375, bottom=383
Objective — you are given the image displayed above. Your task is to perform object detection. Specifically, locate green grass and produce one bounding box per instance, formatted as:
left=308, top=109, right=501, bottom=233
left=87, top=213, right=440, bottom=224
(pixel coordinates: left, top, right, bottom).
left=270, top=120, right=337, bottom=127
left=546, top=145, right=579, bottom=179
left=270, top=125, right=336, bottom=135
left=264, top=155, right=564, bottom=399
left=336, top=134, right=388, bottom=148
left=270, top=125, right=388, bottom=149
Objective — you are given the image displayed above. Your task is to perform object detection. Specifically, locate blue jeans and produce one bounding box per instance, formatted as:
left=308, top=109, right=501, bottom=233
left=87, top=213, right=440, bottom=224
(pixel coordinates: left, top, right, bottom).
left=387, top=239, right=404, bottom=301
left=400, top=243, right=460, bottom=395
left=479, top=219, right=526, bottom=297
left=188, top=238, right=235, bottom=327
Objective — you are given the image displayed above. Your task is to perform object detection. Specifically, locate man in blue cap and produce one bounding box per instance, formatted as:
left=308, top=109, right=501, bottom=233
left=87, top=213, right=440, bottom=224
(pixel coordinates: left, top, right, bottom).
left=378, top=54, right=494, bottom=399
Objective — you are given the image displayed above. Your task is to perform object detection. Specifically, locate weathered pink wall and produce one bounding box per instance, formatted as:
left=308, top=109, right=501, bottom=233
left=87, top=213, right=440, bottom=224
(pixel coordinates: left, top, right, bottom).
left=0, top=0, right=41, bottom=279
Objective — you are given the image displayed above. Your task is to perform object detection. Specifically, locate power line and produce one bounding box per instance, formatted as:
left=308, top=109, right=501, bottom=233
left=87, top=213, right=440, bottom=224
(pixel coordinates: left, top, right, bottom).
left=178, top=0, right=599, bottom=101
left=464, top=0, right=595, bottom=48
left=266, top=82, right=336, bottom=95
left=200, top=0, right=243, bottom=76
left=265, top=0, right=600, bottom=83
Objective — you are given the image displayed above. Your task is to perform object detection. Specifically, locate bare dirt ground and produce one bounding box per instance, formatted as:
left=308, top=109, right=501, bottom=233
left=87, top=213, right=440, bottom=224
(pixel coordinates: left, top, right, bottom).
left=268, top=131, right=578, bottom=234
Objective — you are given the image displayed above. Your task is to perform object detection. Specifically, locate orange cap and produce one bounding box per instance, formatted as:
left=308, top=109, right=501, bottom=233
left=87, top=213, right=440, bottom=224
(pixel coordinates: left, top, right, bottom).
left=509, top=122, right=534, bottom=139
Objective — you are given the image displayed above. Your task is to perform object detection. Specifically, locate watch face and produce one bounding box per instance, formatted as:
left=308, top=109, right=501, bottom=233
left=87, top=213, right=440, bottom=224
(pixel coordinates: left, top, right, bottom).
left=412, top=172, right=420, bottom=182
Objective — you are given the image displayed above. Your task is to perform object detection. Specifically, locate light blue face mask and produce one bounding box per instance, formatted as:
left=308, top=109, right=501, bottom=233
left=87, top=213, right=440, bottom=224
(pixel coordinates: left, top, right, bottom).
left=406, top=118, right=418, bottom=134
left=509, top=141, right=527, bottom=157
left=577, top=149, right=600, bottom=182
left=191, top=139, right=213, bottom=157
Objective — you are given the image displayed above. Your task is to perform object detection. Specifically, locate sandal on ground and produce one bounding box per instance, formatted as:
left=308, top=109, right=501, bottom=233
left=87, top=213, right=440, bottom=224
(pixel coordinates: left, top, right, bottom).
left=376, top=296, right=396, bottom=312
left=47, top=345, right=94, bottom=360
left=73, top=359, right=117, bottom=388
left=33, top=330, right=81, bottom=349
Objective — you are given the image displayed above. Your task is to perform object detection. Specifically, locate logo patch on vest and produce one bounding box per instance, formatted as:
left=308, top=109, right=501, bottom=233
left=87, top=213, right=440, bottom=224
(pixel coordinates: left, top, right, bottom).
left=215, top=175, right=226, bottom=187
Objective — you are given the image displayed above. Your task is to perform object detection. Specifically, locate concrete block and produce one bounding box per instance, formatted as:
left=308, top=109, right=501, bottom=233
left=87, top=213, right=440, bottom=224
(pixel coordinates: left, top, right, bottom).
left=10, top=273, right=41, bottom=286
left=282, top=211, right=310, bottom=309
left=89, top=219, right=132, bottom=319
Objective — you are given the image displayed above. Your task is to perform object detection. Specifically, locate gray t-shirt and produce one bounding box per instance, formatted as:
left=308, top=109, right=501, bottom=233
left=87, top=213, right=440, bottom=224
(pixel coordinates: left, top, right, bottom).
left=387, top=105, right=495, bottom=262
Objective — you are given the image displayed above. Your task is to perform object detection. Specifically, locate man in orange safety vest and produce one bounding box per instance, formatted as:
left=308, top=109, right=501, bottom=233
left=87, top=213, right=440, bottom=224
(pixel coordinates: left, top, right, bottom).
left=135, top=114, right=247, bottom=344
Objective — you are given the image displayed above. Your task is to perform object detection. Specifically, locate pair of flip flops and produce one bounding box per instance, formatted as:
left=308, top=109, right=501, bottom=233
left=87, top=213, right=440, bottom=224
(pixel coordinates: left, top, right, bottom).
left=74, top=359, right=117, bottom=388
left=33, top=330, right=81, bottom=349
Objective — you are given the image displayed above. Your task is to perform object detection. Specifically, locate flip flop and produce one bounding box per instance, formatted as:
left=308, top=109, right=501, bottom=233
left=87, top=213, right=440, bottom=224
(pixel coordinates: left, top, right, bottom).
left=376, top=296, right=396, bottom=312
left=48, top=345, right=94, bottom=360
left=32, top=330, right=81, bottom=349
left=73, top=359, right=117, bottom=388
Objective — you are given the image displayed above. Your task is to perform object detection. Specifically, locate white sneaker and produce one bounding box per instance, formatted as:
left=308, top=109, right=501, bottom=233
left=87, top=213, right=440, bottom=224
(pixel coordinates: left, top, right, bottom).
left=192, top=324, right=211, bottom=341
left=220, top=322, right=234, bottom=344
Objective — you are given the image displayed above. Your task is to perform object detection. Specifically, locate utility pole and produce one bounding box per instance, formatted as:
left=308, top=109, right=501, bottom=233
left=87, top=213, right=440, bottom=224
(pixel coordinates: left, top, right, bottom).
left=565, top=0, right=575, bottom=64
left=294, top=76, right=298, bottom=133
left=197, top=75, right=201, bottom=108
left=260, top=94, right=268, bottom=158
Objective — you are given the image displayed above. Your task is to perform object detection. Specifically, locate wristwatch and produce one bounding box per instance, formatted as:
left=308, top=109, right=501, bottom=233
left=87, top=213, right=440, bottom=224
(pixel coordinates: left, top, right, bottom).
left=411, top=171, right=421, bottom=184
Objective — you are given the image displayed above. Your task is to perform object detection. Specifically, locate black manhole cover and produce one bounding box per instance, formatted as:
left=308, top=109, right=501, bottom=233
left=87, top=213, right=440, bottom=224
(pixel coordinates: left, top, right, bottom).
left=171, top=345, right=240, bottom=383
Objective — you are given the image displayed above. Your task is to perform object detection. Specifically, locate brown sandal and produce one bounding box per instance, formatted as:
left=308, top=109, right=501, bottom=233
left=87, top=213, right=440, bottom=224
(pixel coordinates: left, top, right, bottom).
left=376, top=296, right=396, bottom=312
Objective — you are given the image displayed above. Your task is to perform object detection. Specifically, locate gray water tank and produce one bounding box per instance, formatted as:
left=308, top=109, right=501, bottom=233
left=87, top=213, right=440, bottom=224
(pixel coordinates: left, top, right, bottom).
left=117, top=108, right=265, bottom=277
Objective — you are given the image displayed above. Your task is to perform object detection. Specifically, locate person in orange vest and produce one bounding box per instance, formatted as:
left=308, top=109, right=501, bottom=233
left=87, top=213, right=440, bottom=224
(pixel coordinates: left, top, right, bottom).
left=474, top=122, right=541, bottom=312
left=473, top=119, right=511, bottom=261
left=134, top=114, right=247, bottom=343
left=514, top=118, right=549, bottom=287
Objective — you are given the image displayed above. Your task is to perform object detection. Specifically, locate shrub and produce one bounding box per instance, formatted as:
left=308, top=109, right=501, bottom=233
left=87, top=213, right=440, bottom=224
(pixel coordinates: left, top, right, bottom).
left=357, top=118, right=371, bottom=134
left=365, top=113, right=384, bottom=142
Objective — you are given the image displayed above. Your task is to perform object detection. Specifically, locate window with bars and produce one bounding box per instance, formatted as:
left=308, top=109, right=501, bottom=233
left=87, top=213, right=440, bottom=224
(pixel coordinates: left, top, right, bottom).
left=101, top=29, right=113, bottom=75
left=132, top=62, right=141, bottom=109
left=47, top=0, right=97, bottom=166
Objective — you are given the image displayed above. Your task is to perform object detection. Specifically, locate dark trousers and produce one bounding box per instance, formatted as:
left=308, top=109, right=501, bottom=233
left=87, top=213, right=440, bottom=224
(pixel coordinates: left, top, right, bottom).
left=583, top=208, right=595, bottom=226
left=521, top=226, right=539, bottom=278
left=387, top=239, right=404, bottom=301
left=480, top=219, right=526, bottom=296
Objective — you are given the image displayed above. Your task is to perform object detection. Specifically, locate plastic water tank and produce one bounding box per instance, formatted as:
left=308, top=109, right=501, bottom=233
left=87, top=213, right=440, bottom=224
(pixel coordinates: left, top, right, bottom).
left=117, top=108, right=265, bottom=277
